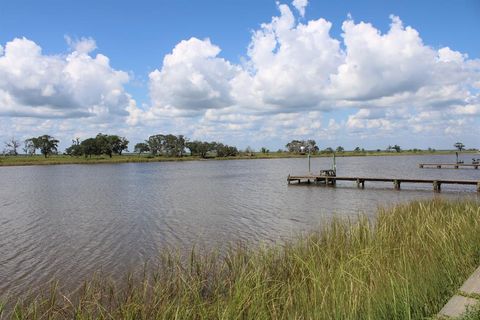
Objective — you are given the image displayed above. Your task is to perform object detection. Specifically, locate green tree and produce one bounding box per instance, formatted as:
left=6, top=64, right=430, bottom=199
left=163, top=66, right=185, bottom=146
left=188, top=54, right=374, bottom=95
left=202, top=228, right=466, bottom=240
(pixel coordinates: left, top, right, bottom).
left=286, top=139, right=318, bottom=153
left=65, top=138, right=84, bottom=157
left=111, top=136, right=129, bottom=155
left=336, top=146, right=344, bottom=153
left=81, top=138, right=101, bottom=158
left=454, top=142, right=465, bottom=151
left=215, top=143, right=239, bottom=157
left=24, top=138, right=38, bottom=155
left=31, top=135, right=59, bottom=158
left=187, top=141, right=214, bottom=158
left=134, top=142, right=150, bottom=155
left=354, top=147, right=361, bottom=152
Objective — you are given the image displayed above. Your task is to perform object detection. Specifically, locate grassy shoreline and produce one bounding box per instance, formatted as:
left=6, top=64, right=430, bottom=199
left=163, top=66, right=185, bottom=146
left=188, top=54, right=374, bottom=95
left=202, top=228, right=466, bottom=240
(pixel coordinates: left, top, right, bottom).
left=0, top=150, right=476, bottom=167
left=2, top=199, right=480, bottom=319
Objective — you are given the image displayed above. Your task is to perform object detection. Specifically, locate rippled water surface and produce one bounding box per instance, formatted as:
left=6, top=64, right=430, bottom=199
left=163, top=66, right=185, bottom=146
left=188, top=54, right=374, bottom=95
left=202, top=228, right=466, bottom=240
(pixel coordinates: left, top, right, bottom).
left=1, top=154, right=479, bottom=296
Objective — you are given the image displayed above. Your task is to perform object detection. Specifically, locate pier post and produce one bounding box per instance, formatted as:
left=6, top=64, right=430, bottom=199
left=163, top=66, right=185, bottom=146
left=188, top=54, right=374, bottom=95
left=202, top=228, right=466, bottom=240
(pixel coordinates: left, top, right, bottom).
left=454, top=165, right=459, bottom=169
left=356, top=179, right=364, bottom=189
left=394, top=180, right=401, bottom=190
left=288, top=175, right=290, bottom=185
left=433, top=181, right=441, bottom=192
left=437, top=165, right=441, bottom=169
left=477, top=182, right=480, bottom=193
left=419, top=164, right=424, bottom=168
left=475, top=166, right=478, bottom=170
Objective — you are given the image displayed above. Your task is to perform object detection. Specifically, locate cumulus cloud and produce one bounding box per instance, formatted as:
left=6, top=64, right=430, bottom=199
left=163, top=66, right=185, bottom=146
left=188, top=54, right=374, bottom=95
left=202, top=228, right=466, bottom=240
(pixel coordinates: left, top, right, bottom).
left=292, top=0, right=308, bottom=17
left=148, top=38, right=241, bottom=117
left=0, top=37, right=133, bottom=120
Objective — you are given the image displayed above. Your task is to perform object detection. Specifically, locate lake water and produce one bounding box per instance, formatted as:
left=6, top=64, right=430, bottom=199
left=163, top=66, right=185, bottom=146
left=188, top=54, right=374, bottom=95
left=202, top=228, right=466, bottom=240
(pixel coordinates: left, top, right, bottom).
left=1, top=154, right=479, bottom=296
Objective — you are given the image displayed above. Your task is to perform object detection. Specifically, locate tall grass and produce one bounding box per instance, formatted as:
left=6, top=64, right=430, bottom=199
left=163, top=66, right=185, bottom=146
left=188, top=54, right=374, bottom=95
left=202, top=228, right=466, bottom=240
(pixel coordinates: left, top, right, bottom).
left=2, top=199, right=480, bottom=319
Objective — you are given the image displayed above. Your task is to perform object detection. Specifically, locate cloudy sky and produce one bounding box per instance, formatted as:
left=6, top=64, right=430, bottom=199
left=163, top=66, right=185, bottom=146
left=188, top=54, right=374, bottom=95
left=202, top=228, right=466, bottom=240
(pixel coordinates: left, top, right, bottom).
left=1, top=0, right=479, bottom=151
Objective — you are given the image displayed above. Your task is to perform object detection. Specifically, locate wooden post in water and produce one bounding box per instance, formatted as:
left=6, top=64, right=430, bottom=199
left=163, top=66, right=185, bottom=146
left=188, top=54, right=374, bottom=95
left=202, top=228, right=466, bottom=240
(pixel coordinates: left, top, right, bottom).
left=477, top=181, right=480, bottom=193
left=433, top=181, right=441, bottom=192
left=356, top=179, right=364, bottom=189
left=394, top=179, right=401, bottom=190
left=308, top=152, right=311, bottom=174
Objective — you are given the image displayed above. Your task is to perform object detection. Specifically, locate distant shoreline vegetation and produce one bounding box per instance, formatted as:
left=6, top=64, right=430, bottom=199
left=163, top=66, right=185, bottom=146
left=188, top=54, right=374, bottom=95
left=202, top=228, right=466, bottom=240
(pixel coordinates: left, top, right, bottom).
left=1, top=199, right=480, bottom=319
left=1, top=134, right=477, bottom=167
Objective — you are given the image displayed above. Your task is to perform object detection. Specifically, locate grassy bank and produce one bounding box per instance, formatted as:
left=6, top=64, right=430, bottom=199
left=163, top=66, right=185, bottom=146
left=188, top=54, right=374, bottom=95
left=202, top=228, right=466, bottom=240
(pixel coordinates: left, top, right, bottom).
left=0, top=150, right=474, bottom=167
left=2, top=199, right=480, bottom=319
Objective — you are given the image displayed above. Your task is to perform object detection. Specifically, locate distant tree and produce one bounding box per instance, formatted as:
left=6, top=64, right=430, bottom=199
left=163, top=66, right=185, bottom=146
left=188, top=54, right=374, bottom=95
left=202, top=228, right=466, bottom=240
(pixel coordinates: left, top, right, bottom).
left=4, top=137, right=20, bottom=155
left=286, top=139, right=318, bottom=153
left=186, top=141, right=213, bottom=158
left=354, top=147, right=361, bottom=152
left=65, top=138, right=84, bottom=157
left=215, top=143, right=239, bottom=157
left=111, top=136, right=129, bottom=155
left=454, top=142, right=465, bottom=152
left=336, top=146, right=344, bottom=153
left=260, top=147, right=269, bottom=154
left=244, top=146, right=255, bottom=155
left=323, top=147, right=334, bottom=153
left=31, top=135, right=59, bottom=158
left=24, top=138, right=39, bottom=155
left=134, top=142, right=150, bottom=155
left=80, top=138, right=101, bottom=158
left=146, top=134, right=186, bottom=157
left=393, top=145, right=401, bottom=153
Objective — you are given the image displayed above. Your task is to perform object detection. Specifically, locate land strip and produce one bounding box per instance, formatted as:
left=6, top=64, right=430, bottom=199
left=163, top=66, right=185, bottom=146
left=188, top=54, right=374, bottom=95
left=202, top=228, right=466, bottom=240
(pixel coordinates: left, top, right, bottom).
left=0, top=150, right=475, bottom=167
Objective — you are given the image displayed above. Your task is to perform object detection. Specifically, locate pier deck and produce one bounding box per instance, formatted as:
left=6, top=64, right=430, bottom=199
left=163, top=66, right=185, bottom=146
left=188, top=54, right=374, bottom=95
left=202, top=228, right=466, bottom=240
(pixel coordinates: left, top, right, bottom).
left=287, top=175, right=480, bottom=192
left=419, top=163, right=479, bottom=169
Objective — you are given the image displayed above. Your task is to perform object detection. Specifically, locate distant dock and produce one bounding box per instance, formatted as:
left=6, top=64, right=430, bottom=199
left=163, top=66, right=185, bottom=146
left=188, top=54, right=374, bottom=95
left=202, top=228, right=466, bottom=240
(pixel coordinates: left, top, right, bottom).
left=419, top=163, right=479, bottom=169
left=287, top=175, right=480, bottom=192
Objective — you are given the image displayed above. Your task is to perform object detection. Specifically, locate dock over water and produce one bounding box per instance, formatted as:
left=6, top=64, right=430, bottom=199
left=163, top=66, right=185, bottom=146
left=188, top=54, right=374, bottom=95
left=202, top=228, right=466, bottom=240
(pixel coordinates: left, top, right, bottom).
left=419, top=163, right=479, bottom=169
left=287, top=175, right=480, bottom=192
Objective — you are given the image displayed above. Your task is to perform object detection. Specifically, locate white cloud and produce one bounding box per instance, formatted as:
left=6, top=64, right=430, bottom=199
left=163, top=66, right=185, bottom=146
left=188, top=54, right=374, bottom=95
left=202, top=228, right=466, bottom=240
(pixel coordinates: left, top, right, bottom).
left=65, top=36, right=97, bottom=54
left=0, top=37, right=134, bottom=120
left=292, top=0, right=308, bottom=17
left=148, top=38, right=241, bottom=117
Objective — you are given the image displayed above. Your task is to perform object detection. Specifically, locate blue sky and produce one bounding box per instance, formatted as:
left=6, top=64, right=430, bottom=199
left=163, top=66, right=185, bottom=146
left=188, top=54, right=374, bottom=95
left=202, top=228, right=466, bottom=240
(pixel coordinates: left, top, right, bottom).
left=0, top=0, right=479, bottom=151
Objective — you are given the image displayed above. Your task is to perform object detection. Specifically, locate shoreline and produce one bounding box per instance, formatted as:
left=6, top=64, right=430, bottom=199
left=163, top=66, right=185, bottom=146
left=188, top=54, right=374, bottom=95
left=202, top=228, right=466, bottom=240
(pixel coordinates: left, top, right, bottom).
left=0, top=150, right=476, bottom=168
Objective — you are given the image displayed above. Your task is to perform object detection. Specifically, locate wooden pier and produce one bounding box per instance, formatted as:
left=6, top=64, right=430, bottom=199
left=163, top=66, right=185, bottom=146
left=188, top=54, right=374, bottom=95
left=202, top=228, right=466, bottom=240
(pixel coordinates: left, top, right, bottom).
left=287, top=175, right=480, bottom=192
left=419, top=163, right=479, bottom=169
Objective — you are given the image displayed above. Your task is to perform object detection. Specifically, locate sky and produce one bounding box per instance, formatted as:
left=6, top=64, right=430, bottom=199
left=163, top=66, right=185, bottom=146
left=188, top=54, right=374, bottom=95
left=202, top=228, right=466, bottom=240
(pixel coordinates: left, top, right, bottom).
left=0, top=0, right=479, bottom=151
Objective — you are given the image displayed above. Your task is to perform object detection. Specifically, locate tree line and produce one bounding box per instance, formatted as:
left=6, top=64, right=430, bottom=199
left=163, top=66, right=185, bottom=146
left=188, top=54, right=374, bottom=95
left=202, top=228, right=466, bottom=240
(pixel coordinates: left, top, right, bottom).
left=2, top=135, right=474, bottom=158
left=2, top=133, right=239, bottom=159
left=3, top=135, right=59, bottom=158
left=134, top=135, right=239, bottom=158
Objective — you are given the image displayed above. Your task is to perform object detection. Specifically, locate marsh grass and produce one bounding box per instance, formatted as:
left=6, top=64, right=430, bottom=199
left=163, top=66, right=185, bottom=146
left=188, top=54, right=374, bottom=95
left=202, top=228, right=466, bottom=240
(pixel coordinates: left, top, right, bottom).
left=2, top=199, right=480, bottom=319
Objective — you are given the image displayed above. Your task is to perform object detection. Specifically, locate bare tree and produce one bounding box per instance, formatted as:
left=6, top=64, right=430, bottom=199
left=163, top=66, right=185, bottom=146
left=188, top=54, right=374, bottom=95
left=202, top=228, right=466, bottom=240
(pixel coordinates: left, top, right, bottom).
left=4, top=137, right=20, bottom=155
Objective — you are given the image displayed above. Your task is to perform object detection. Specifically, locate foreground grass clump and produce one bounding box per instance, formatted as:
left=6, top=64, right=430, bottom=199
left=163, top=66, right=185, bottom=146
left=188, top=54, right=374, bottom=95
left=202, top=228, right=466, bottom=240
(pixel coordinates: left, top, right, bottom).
left=3, top=200, right=480, bottom=319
